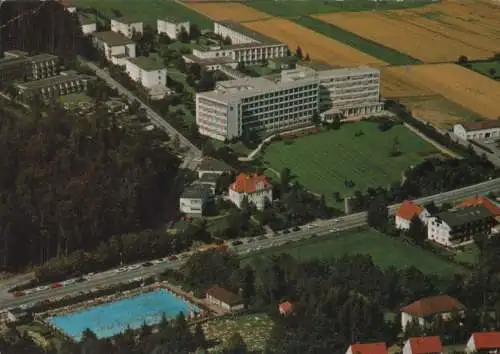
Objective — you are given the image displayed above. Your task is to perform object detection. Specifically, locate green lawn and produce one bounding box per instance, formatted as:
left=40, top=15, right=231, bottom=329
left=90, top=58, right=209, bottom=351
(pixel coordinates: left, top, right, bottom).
left=60, top=92, right=92, bottom=104
left=468, top=60, right=500, bottom=80
left=294, top=16, right=420, bottom=65
left=260, top=121, right=438, bottom=204
left=248, top=0, right=435, bottom=18
left=73, top=0, right=213, bottom=29
left=242, top=228, right=467, bottom=278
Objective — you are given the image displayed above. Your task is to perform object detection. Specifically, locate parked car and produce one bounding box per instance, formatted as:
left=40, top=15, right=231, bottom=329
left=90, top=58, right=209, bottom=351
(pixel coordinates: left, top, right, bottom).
left=257, top=235, right=267, bottom=241
left=232, top=240, right=243, bottom=246
left=292, top=226, right=300, bottom=232
left=142, top=262, right=153, bottom=267
left=283, top=229, right=290, bottom=234
left=167, top=255, right=178, bottom=261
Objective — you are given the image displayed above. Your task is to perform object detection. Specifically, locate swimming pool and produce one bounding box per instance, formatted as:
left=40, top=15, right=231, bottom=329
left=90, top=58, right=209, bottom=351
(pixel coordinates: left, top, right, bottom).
left=48, top=289, right=199, bottom=341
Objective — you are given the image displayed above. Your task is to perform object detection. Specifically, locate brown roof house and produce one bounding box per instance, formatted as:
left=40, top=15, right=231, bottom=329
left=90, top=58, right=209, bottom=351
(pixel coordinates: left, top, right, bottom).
left=206, top=285, right=244, bottom=312
left=400, top=295, right=466, bottom=332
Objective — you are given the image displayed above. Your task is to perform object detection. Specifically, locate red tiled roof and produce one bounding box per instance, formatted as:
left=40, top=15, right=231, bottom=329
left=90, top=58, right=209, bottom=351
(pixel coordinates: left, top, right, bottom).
left=279, top=301, right=293, bottom=315
left=456, top=196, right=500, bottom=217
left=230, top=173, right=272, bottom=194
left=460, top=120, right=500, bottom=132
left=408, top=336, right=442, bottom=354
left=349, top=342, right=387, bottom=354
left=470, top=332, right=500, bottom=350
left=396, top=200, right=424, bottom=221
left=400, top=295, right=465, bottom=317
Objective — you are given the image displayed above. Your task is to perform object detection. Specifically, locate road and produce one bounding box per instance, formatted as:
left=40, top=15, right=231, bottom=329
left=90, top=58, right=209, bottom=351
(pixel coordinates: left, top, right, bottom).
left=1, top=177, right=499, bottom=309
left=81, top=59, right=202, bottom=170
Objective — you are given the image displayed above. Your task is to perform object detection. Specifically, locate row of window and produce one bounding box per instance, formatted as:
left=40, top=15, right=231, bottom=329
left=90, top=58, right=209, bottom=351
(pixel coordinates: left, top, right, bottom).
left=241, top=86, right=318, bottom=103
left=243, top=95, right=318, bottom=110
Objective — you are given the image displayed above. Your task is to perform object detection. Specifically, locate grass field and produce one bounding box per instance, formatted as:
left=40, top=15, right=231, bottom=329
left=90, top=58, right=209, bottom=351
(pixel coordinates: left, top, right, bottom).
left=246, top=0, right=434, bottom=17
left=469, top=60, right=500, bottom=79
left=260, top=121, right=438, bottom=203
left=182, top=2, right=271, bottom=22
left=243, top=18, right=386, bottom=68
left=381, top=64, right=500, bottom=120
left=74, top=0, right=213, bottom=28
left=294, top=16, right=419, bottom=65
left=242, top=228, right=467, bottom=278
left=313, top=1, right=500, bottom=62
left=59, top=92, right=92, bottom=104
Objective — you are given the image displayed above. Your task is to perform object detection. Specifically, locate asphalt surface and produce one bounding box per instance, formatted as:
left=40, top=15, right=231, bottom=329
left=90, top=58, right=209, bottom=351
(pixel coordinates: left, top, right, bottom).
left=1, top=177, right=499, bottom=309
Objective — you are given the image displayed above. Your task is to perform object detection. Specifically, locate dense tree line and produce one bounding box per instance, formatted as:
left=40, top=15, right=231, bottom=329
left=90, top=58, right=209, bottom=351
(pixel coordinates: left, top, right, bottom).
left=0, top=102, right=179, bottom=270
left=0, top=1, right=83, bottom=60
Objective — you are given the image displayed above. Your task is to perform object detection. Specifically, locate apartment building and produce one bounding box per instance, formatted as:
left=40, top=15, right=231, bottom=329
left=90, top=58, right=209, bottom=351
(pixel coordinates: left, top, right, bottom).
left=124, top=56, right=168, bottom=99
left=15, top=72, right=93, bottom=101
left=79, top=14, right=97, bottom=35
left=214, top=21, right=262, bottom=45
left=427, top=205, right=496, bottom=248
left=92, top=31, right=136, bottom=65
left=0, top=52, right=58, bottom=82
left=111, top=17, right=143, bottom=39
left=157, top=17, right=190, bottom=40
left=196, top=75, right=319, bottom=141
left=282, top=66, right=383, bottom=119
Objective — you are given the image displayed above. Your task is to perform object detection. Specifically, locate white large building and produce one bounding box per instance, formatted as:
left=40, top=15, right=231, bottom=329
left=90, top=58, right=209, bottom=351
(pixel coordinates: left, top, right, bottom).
left=281, top=66, right=383, bottom=119
left=183, top=21, right=288, bottom=69
left=196, top=75, right=319, bottom=141
left=453, top=120, right=500, bottom=141
left=125, top=56, right=168, bottom=99
left=92, top=31, right=136, bottom=65
left=79, top=15, right=97, bottom=35
left=157, top=17, right=190, bottom=40
left=111, top=17, right=143, bottom=39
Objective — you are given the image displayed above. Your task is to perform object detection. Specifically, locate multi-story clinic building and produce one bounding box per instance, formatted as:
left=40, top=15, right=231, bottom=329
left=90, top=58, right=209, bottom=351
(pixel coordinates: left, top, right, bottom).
left=196, top=75, right=319, bottom=141
left=0, top=51, right=58, bottom=82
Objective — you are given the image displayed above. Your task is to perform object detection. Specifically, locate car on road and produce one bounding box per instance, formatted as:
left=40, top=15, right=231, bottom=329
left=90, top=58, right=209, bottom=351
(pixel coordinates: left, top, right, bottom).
left=167, top=255, right=178, bottom=261
left=232, top=240, right=243, bottom=246
left=257, top=235, right=267, bottom=241
left=152, top=259, right=163, bottom=265
left=334, top=219, right=340, bottom=223
left=142, top=262, right=153, bottom=267
left=311, top=233, right=318, bottom=238
left=283, top=229, right=290, bottom=234
left=292, top=226, right=300, bottom=232
left=76, top=277, right=86, bottom=283
left=329, top=228, right=336, bottom=233
left=247, top=238, right=255, bottom=243
left=128, top=265, right=141, bottom=271
left=13, top=291, right=25, bottom=297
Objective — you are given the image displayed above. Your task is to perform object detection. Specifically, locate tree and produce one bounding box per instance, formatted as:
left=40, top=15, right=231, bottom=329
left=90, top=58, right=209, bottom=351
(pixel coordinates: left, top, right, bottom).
left=189, top=23, right=201, bottom=40
left=407, top=216, right=426, bottom=245
left=280, top=168, right=291, bottom=192
left=311, top=110, right=321, bottom=126
left=458, top=55, right=469, bottom=65
left=367, top=197, right=388, bottom=231
left=193, top=323, right=208, bottom=350
left=172, top=134, right=181, bottom=151
left=223, top=35, right=232, bottom=45
left=389, top=136, right=401, bottom=157
left=177, top=26, right=190, bottom=43
left=223, top=332, right=247, bottom=354
left=331, top=115, right=341, bottom=130
left=489, top=67, right=497, bottom=77
left=304, top=53, right=311, bottom=61
left=197, top=70, right=216, bottom=92
left=295, top=46, right=303, bottom=60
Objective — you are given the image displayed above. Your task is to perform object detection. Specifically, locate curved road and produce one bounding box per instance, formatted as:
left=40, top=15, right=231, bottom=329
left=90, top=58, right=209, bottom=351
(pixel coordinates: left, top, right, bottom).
left=1, top=177, right=499, bottom=309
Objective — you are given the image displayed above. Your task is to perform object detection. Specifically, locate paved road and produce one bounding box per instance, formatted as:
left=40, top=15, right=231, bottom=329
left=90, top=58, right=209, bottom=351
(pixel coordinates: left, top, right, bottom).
left=81, top=59, right=203, bottom=170
left=1, top=177, right=499, bottom=309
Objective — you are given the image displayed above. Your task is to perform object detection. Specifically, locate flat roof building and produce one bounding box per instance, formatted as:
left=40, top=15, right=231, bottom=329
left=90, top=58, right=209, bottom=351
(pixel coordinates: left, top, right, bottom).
left=111, top=16, right=143, bottom=39
left=196, top=74, right=319, bottom=141
left=124, top=56, right=168, bottom=99
left=0, top=52, right=58, bottom=82
left=15, top=72, right=94, bottom=101
left=92, top=31, right=136, bottom=65
left=157, top=17, right=190, bottom=40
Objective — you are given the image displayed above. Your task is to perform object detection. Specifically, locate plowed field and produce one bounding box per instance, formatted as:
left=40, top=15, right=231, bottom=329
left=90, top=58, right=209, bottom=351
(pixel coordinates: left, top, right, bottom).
left=243, top=18, right=386, bottom=67
left=314, top=1, right=500, bottom=62
left=182, top=2, right=271, bottom=22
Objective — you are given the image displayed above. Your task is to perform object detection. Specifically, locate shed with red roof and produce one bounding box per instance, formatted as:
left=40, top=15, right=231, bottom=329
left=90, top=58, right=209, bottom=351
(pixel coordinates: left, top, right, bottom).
left=403, top=336, right=442, bottom=354
left=395, top=200, right=431, bottom=231
left=346, top=342, right=387, bottom=354
left=466, top=332, right=500, bottom=353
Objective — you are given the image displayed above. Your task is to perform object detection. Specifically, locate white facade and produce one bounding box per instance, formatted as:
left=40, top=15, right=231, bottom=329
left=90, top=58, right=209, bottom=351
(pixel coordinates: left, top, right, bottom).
left=453, top=122, right=500, bottom=141
left=190, top=43, right=287, bottom=65
left=124, top=58, right=167, bottom=89
left=93, top=32, right=136, bottom=62
left=465, top=333, right=500, bottom=353
left=395, top=209, right=431, bottom=231
left=214, top=21, right=260, bottom=45
left=157, top=18, right=190, bottom=40
left=402, top=338, right=443, bottom=354
left=206, top=293, right=244, bottom=312
left=111, top=18, right=143, bottom=39
left=401, top=312, right=428, bottom=332
left=229, top=187, right=272, bottom=211
left=228, top=174, right=273, bottom=211
left=179, top=187, right=209, bottom=217
left=81, top=23, right=97, bottom=35
left=196, top=76, right=319, bottom=141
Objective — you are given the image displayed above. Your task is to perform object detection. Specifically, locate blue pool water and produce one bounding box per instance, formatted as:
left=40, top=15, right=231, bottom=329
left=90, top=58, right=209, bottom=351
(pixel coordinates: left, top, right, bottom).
left=48, top=289, right=199, bottom=341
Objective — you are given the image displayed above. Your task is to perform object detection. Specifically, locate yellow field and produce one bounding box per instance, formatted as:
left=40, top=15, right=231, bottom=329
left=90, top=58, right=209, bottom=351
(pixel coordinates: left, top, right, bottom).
left=383, top=64, right=500, bottom=119
left=314, top=1, right=500, bottom=62
left=243, top=18, right=386, bottom=68
left=182, top=2, right=271, bottom=22
left=381, top=67, right=434, bottom=98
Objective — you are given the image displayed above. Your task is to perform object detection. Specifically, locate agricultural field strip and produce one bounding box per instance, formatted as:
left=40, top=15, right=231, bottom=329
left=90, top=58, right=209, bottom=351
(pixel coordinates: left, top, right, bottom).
left=181, top=2, right=272, bottom=22
left=313, top=12, right=494, bottom=62
left=242, top=18, right=386, bottom=68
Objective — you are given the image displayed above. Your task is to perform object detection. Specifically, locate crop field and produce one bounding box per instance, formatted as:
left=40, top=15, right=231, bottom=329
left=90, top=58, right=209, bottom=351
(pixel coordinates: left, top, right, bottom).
left=380, top=66, right=434, bottom=98
left=242, top=228, right=467, bottom=278
left=469, top=60, right=500, bottom=79
left=260, top=121, right=437, bottom=204
left=74, top=0, right=213, bottom=28
left=382, top=64, right=500, bottom=119
left=243, top=18, right=386, bottom=68
left=313, top=1, right=500, bottom=62
left=182, top=2, right=271, bottom=22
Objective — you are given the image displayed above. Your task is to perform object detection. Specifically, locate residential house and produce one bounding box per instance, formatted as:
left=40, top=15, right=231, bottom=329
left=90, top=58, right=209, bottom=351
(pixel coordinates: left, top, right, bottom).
left=60, top=0, right=76, bottom=13
left=395, top=200, right=431, bottom=230
left=157, top=17, right=190, bottom=40
left=193, top=173, right=219, bottom=195
left=79, top=14, right=97, bottom=35
left=179, top=185, right=211, bottom=218
left=400, top=295, right=466, bottom=332
left=229, top=173, right=273, bottom=210
left=124, top=56, right=168, bottom=99
left=205, top=285, right=244, bottom=312
left=278, top=301, right=293, bottom=316
left=111, top=17, right=143, bottom=39
left=92, top=31, right=136, bottom=65
left=0, top=310, right=16, bottom=325
left=456, top=196, right=500, bottom=217
left=197, top=158, right=233, bottom=179
left=427, top=205, right=496, bottom=248
left=453, top=121, right=500, bottom=141
left=466, top=332, right=500, bottom=353
left=402, top=337, right=443, bottom=354
left=345, top=342, right=387, bottom=354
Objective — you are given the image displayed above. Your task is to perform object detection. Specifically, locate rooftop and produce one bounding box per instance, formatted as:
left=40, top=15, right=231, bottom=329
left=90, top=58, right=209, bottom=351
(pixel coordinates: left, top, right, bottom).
left=470, top=332, right=500, bottom=350
left=181, top=184, right=210, bottom=199
left=459, top=120, right=500, bottom=132
left=348, top=342, right=388, bottom=354
left=3, top=50, right=28, bottom=58
left=206, top=285, right=242, bottom=306
left=456, top=196, right=500, bottom=217
left=198, top=157, right=232, bottom=173
left=16, top=74, right=91, bottom=90
left=160, top=16, right=189, bottom=24
left=79, top=14, right=96, bottom=25
left=436, top=204, right=493, bottom=227
left=317, top=66, right=380, bottom=79
left=217, top=20, right=280, bottom=45
left=406, top=336, right=442, bottom=354
left=193, top=41, right=285, bottom=52
left=400, top=294, right=465, bottom=317
left=183, top=54, right=235, bottom=67
left=127, top=56, right=164, bottom=71
left=198, top=173, right=220, bottom=183
left=396, top=200, right=425, bottom=221
left=93, top=31, right=134, bottom=46
left=112, top=16, right=142, bottom=25
left=230, top=173, right=272, bottom=194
